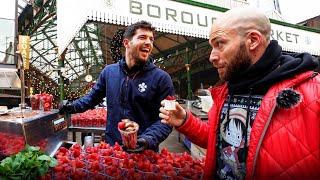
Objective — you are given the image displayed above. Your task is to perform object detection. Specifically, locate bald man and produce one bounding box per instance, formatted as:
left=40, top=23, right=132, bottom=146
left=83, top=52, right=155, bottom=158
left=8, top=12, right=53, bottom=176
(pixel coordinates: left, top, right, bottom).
left=160, top=7, right=320, bottom=179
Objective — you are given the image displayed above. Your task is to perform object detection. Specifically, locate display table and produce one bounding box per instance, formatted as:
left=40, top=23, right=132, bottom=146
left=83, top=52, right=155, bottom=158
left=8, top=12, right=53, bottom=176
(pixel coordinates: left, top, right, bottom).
left=0, top=109, right=68, bottom=158
left=66, top=107, right=107, bottom=142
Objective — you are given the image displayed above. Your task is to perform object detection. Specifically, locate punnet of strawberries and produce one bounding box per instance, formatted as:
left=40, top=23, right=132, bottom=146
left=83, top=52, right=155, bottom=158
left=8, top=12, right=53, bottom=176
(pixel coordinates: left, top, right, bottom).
left=48, top=142, right=204, bottom=179
left=118, top=120, right=139, bottom=149
left=0, top=132, right=25, bottom=157
left=0, top=132, right=50, bottom=159
left=71, top=108, right=107, bottom=127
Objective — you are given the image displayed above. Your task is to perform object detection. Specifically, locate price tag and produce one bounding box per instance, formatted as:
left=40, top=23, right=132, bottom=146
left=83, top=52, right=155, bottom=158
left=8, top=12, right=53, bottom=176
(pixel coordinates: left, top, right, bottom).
left=53, top=118, right=67, bottom=132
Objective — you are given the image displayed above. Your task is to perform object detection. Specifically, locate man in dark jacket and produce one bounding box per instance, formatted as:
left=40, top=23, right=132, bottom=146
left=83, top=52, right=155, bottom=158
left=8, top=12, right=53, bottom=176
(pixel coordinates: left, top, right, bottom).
left=61, top=21, right=174, bottom=151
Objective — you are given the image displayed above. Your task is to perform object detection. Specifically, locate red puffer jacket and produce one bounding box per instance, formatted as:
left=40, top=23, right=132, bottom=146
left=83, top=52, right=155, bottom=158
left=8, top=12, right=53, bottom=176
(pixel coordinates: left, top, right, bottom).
left=177, top=71, right=320, bottom=179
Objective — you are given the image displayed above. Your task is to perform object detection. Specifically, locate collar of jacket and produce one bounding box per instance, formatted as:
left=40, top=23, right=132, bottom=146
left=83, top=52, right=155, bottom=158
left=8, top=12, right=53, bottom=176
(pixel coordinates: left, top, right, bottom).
left=228, top=40, right=282, bottom=95
left=228, top=40, right=318, bottom=95
left=119, top=57, right=156, bottom=76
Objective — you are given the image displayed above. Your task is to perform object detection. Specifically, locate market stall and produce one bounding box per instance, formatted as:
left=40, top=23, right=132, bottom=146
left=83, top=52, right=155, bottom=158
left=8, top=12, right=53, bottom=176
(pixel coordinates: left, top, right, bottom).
left=0, top=109, right=68, bottom=159
left=68, top=107, right=107, bottom=142
left=49, top=142, right=204, bottom=179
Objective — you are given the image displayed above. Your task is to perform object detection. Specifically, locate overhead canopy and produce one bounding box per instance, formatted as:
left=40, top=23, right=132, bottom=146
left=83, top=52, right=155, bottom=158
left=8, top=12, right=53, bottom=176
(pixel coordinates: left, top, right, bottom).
left=58, top=0, right=320, bottom=57
left=88, top=22, right=209, bottom=75
left=19, top=0, right=320, bottom=93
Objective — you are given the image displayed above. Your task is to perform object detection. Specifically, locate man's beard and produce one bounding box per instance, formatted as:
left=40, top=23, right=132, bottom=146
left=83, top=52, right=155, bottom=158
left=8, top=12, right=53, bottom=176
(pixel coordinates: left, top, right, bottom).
left=134, top=57, right=148, bottom=67
left=223, top=42, right=252, bottom=81
left=133, top=52, right=149, bottom=68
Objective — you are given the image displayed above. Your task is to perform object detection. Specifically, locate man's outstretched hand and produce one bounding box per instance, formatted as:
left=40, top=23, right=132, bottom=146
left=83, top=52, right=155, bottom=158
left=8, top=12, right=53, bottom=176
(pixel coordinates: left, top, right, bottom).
left=58, top=104, right=76, bottom=115
left=124, top=138, right=149, bottom=153
left=159, top=100, right=187, bottom=127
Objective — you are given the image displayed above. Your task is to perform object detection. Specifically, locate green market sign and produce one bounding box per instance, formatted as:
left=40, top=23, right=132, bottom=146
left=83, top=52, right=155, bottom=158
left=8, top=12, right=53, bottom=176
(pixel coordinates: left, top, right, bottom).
left=57, top=0, right=320, bottom=56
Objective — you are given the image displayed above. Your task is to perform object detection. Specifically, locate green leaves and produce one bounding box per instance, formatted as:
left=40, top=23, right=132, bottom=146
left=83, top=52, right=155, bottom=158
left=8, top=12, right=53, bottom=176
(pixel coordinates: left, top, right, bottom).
left=0, top=145, right=57, bottom=180
left=37, top=155, right=51, bottom=161
left=48, top=158, right=57, bottom=167
left=26, top=145, right=40, bottom=152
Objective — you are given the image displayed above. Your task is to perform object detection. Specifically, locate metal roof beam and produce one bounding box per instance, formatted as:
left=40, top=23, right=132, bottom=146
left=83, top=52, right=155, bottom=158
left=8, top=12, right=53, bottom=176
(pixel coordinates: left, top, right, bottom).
left=153, top=38, right=207, bottom=60
left=83, top=25, right=102, bottom=66
left=64, top=58, right=81, bottom=78
left=72, top=41, right=89, bottom=66
left=42, top=30, right=56, bottom=48
left=152, top=43, right=166, bottom=58
left=31, top=45, right=55, bottom=68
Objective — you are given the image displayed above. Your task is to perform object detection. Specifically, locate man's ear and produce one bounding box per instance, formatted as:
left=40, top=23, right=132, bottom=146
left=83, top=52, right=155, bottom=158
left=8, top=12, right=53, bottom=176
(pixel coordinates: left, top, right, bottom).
left=246, top=30, right=262, bottom=51
left=123, top=38, right=130, bottom=48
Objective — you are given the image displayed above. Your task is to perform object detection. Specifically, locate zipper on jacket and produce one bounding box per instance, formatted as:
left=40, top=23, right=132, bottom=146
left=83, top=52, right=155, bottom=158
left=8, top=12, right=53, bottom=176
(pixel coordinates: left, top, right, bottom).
left=251, top=102, right=277, bottom=179
left=132, top=71, right=140, bottom=79
left=122, top=76, right=129, bottom=117
left=121, top=71, right=141, bottom=117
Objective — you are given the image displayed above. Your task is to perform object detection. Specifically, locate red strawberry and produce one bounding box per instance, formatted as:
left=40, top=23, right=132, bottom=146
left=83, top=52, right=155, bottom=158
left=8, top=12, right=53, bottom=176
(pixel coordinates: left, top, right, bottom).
left=72, top=149, right=80, bottom=158
left=165, top=95, right=176, bottom=100
left=118, top=121, right=126, bottom=130
left=53, top=165, right=64, bottom=172
left=75, top=159, right=85, bottom=168
left=59, top=147, right=68, bottom=154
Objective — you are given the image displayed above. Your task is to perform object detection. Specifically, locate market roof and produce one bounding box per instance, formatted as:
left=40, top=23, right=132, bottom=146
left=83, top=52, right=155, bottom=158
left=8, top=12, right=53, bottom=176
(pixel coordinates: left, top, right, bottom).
left=18, top=0, right=320, bottom=92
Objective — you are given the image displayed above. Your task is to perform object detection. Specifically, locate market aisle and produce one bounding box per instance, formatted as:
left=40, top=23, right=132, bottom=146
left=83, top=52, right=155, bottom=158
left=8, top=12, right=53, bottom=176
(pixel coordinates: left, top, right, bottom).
left=159, top=128, right=188, bottom=153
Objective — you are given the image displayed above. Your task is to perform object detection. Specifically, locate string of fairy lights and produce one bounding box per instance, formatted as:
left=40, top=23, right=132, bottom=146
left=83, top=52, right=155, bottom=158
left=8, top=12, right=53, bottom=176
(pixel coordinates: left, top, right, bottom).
left=25, top=67, right=93, bottom=108
left=110, top=28, right=125, bottom=62
left=25, top=27, right=126, bottom=107
left=25, top=68, right=59, bottom=107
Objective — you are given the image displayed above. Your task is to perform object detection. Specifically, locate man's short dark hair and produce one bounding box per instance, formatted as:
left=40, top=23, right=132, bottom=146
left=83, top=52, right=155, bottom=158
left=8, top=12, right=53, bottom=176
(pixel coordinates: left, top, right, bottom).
left=123, top=21, right=155, bottom=40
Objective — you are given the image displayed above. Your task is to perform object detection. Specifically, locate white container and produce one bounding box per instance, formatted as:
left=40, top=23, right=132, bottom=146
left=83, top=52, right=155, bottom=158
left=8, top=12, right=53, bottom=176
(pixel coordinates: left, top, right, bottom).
left=83, top=136, right=93, bottom=149
left=164, top=100, right=176, bottom=110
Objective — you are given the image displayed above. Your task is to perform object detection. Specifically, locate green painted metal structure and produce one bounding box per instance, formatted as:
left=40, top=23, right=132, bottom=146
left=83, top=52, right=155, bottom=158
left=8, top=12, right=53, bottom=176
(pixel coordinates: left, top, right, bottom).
left=18, top=0, right=319, bottom=101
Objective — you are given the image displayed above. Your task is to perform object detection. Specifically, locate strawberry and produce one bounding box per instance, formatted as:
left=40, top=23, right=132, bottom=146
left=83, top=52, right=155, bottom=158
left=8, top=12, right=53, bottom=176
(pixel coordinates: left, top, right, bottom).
left=73, top=169, right=86, bottom=178
left=118, top=121, right=126, bottom=130
left=59, top=147, right=68, bottom=154
left=72, top=149, right=80, bottom=158
left=165, top=95, right=176, bottom=100
left=53, top=165, right=63, bottom=172
left=74, top=159, right=85, bottom=168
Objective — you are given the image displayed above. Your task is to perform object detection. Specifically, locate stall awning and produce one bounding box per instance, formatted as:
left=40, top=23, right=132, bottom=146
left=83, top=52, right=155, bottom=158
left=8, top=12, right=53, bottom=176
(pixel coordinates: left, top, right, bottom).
left=57, top=0, right=320, bottom=56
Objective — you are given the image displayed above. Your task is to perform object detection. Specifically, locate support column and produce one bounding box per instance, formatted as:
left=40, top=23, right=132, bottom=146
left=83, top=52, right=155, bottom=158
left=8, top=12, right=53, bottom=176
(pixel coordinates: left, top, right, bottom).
left=185, top=63, right=192, bottom=99
left=18, top=53, right=26, bottom=109
left=58, top=48, right=67, bottom=102
left=185, top=47, right=193, bottom=99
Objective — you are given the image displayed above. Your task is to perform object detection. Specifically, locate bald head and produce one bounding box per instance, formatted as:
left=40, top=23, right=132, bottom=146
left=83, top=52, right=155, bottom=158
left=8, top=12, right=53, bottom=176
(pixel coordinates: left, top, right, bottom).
left=211, top=7, right=271, bottom=41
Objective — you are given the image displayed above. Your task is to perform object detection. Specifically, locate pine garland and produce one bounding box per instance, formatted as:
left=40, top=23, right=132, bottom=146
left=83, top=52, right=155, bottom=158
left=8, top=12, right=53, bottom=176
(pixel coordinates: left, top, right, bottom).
left=110, top=28, right=125, bottom=63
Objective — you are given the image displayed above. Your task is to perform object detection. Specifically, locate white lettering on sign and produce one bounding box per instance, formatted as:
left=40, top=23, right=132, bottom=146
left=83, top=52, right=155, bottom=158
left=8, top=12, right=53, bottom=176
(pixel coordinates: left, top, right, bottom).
left=271, top=23, right=320, bottom=54
left=18, top=35, right=30, bottom=69
left=57, top=0, right=320, bottom=56
left=129, top=0, right=216, bottom=27
left=53, top=118, right=65, bottom=125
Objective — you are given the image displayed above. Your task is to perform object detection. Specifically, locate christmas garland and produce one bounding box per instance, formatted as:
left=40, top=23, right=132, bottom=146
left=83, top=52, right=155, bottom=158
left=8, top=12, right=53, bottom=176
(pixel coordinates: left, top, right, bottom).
left=110, top=28, right=125, bottom=63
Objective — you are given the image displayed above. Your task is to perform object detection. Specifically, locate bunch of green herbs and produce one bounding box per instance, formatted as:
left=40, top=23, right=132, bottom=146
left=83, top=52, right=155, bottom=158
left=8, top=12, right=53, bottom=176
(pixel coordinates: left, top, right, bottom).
left=0, top=145, right=57, bottom=180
